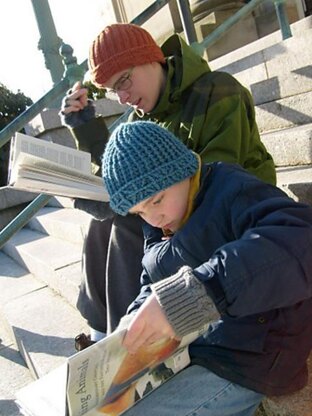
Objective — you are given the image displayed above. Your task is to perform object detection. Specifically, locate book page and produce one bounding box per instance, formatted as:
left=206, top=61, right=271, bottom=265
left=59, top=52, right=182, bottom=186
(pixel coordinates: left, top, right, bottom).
left=12, top=132, right=92, bottom=175
left=12, top=153, right=103, bottom=186
left=9, top=153, right=109, bottom=202
left=7, top=134, right=18, bottom=184
left=15, top=363, right=68, bottom=416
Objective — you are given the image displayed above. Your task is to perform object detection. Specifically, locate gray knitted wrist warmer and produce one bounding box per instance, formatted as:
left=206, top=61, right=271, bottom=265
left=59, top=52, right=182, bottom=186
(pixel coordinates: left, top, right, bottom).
left=151, top=266, right=219, bottom=338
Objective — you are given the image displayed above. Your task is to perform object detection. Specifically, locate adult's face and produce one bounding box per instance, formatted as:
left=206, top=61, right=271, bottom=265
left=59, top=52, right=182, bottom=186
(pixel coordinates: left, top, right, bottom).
left=104, top=62, right=166, bottom=114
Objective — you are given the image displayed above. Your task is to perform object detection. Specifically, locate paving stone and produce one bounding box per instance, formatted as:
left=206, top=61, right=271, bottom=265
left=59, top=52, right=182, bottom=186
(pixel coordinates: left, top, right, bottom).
left=2, top=286, right=88, bottom=378
left=0, top=314, right=33, bottom=416
left=0, top=252, right=45, bottom=304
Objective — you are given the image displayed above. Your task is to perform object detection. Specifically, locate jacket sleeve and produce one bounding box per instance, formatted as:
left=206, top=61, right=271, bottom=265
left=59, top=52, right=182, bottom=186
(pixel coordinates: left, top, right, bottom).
left=193, top=184, right=312, bottom=317
left=135, top=180, right=312, bottom=337
left=71, top=116, right=109, bottom=176
left=125, top=223, right=220, bottom=337
left=186, top=72, right=276, bottom=185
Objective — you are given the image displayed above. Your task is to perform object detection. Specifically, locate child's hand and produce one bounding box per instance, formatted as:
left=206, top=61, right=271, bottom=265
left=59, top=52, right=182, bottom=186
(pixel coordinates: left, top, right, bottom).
left=122, top=294, right=178, bottom=354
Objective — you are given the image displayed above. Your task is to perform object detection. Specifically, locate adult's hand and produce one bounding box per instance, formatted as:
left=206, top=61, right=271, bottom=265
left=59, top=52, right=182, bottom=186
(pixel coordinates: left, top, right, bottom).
left=59, top=82, right=95, bottom=128
left=61, top=81, right=88, bottom=114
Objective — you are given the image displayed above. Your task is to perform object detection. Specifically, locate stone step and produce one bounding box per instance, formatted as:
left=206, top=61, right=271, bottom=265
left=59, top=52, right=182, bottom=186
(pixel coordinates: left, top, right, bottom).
left=27, top=206, right=91, bottom=245
left=212, top=29, right=312, bottom=104
left=255, top=90, right=312, bottom=133
left=210, top=16, right=312, bottom=79
left=1, top=228, right=83, bottom=307
left=276, top=164, right=312, bottom=206
left=250, top=62, right=312, bottom=107
left=0, top=252, right=88, bottom=381
left=209, top=18, right=312, bottom=134
left=261, top=123, right=312, bottom=167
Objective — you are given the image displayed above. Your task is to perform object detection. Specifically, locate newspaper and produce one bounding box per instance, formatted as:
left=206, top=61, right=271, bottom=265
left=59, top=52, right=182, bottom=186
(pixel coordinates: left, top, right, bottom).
left=8, top=132, right=109, bottom=202
left=16, top=325, right=209, bottom=416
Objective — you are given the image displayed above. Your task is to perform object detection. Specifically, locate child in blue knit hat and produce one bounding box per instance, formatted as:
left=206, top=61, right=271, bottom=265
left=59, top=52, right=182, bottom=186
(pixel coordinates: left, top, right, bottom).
left=102, top=120, right=312, bottom=416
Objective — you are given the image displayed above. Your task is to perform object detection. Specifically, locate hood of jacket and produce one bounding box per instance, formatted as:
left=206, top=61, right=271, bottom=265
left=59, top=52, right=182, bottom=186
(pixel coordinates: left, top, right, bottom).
left=149, top=34, right=210, bottom=117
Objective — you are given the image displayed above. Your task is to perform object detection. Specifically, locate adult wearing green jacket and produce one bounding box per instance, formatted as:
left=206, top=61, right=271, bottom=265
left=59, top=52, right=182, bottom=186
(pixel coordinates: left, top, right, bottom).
left=61, top=23, right=276, bottom=347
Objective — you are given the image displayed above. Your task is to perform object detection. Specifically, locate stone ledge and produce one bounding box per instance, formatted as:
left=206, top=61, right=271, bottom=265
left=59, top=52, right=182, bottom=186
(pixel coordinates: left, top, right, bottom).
left=0, top=187, right=38, bottom=211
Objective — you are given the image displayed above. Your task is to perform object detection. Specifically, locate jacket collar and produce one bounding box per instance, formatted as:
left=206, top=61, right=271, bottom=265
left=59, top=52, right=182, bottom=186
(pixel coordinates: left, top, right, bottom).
left=193, top=164, right=213, bottom=209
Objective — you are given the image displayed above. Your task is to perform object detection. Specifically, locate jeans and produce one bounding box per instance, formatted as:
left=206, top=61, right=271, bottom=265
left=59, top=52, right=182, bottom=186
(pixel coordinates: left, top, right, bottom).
left=123, top=365, right=264, bottom=416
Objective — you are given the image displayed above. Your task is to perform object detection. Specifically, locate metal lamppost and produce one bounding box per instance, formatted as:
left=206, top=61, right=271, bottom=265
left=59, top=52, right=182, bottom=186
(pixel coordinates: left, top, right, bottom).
left=30, top=0, right=65, bottom=105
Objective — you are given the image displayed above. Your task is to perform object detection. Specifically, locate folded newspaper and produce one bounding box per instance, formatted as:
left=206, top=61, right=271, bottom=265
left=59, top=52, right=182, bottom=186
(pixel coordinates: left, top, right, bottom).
left=16, top=324, right=209, bottom=416
left=8, top=132, right=109, bottom=202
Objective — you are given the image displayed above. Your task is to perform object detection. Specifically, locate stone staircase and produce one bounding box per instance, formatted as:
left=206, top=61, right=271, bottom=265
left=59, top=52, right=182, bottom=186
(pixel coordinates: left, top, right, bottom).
left=1, top=16, right=312, bottom=416
left=210, top=15, right=312, bottom=207
left=0, top=197, right=91, bottom=415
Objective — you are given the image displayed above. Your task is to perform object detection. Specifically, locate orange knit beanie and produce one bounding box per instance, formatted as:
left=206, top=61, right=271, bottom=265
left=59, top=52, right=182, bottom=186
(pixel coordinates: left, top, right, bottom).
left=89, top=23, right=166, bottom=88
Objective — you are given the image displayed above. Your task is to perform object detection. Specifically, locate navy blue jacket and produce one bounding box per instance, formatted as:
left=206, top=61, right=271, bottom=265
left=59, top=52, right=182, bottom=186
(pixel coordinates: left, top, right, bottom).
left=128, top=162, right=312, bottom=396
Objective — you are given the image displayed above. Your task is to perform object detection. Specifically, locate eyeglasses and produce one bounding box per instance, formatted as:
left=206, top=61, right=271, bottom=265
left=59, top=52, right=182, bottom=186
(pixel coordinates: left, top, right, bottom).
left=105, top=67, right=134, bottom=100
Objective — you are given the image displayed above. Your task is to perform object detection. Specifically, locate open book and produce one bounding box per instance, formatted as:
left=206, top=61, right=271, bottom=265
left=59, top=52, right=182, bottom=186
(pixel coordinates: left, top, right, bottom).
left=8, top=132, right=109, bottom=202
left=15, top=324, right=209, bottom=416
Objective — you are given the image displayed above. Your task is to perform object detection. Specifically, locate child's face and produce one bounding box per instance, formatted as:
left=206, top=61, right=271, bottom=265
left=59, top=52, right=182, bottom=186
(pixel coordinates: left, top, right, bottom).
left=104, top=62, right=166, bottom=113
left=129, top=178, right=191, bottom=232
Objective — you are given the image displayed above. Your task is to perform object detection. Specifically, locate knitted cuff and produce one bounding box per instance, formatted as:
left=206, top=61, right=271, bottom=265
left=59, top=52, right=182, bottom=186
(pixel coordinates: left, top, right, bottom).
left=151, top=266, right=219, bottom=338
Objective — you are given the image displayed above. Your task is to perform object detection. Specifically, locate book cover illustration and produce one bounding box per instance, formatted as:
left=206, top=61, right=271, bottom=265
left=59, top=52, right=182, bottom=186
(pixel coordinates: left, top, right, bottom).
left=16, top=325, right=210, bottom=416
left=67, top=332, right=189, bottom=416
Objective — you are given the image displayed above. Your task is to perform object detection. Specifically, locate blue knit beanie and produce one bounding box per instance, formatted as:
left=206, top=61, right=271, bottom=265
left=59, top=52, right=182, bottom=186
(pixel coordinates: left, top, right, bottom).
left=102, top=121, right=199, bottom=216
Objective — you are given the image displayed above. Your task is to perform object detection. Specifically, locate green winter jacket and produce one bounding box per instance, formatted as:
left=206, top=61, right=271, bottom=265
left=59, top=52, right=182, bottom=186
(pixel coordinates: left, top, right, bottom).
left=71, top=34, right=276, bottom=185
